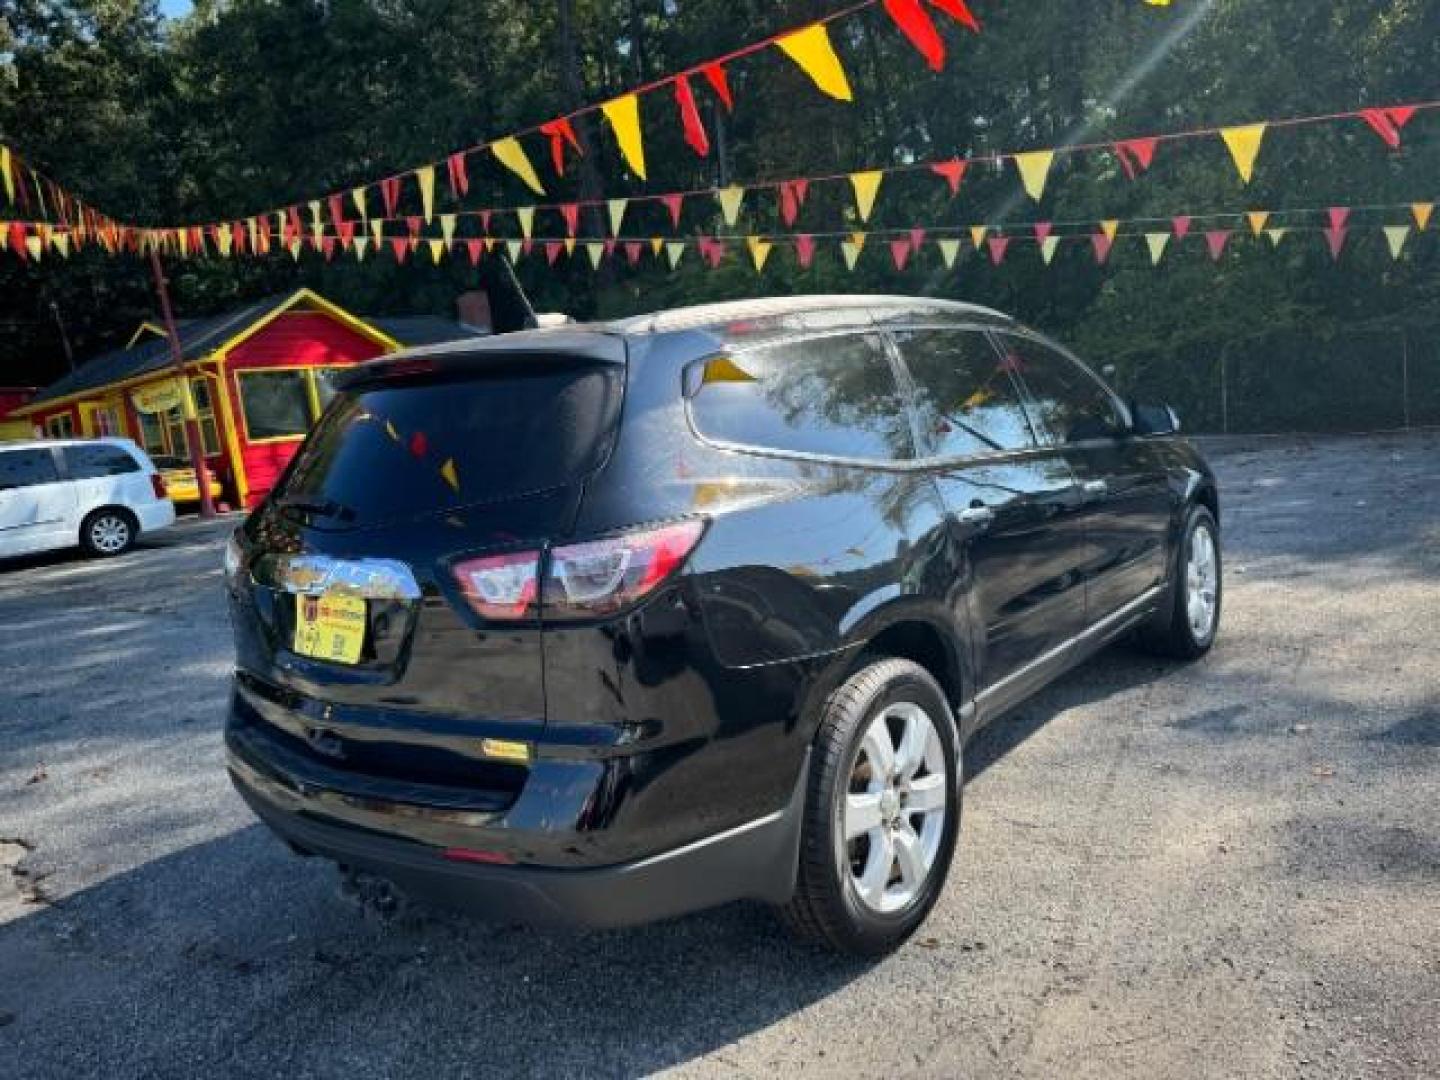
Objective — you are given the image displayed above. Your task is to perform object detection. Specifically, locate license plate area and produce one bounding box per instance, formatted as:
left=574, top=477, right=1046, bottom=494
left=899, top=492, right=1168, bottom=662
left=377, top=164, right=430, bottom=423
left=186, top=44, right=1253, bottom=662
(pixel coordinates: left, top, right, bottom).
left=293, top=590, right=368, bottom=665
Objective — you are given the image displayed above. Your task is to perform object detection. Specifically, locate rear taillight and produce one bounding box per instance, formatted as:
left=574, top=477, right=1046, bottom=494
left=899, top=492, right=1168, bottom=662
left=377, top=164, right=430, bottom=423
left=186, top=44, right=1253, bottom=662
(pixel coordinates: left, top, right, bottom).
left=150, top=473, right=168, bottom=499
left=449, top=520, right=705, bottom=622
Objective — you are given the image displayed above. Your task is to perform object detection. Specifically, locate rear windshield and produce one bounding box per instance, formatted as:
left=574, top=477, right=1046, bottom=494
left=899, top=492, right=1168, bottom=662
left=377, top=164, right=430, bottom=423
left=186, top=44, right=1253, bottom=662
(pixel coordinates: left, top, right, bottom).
left=274, top=364, right=622, bottom=524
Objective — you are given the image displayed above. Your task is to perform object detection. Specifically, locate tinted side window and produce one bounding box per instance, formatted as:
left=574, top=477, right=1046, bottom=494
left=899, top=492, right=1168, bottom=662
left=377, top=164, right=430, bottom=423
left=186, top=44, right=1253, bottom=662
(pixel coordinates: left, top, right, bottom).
left=688, top=333, right=914, bottom=461
left=894, top=329, right=1039, bottom=457
left=65, top=444, right=142, bottom=479
left=0, top=449, right=61, bottom=491
left=999, top=335, right=1127, bottom=443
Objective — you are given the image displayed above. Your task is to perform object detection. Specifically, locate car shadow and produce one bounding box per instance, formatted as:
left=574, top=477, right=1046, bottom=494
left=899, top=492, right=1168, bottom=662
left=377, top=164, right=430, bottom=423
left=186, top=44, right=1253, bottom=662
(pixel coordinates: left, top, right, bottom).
left=0, top=823, right=867, bottom=1078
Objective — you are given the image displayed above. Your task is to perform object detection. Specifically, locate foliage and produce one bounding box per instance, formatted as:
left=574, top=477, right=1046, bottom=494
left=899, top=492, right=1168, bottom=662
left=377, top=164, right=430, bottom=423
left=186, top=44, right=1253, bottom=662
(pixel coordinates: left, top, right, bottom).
left=2, top=0, right=1438, bottom=431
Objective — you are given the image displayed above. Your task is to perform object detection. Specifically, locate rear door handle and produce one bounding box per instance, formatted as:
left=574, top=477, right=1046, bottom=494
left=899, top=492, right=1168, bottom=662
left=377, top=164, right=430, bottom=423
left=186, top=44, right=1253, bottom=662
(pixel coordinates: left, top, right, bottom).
left=1080, top=479, right=1109, bottom=499
left=955, top=506, right=997, bottom=530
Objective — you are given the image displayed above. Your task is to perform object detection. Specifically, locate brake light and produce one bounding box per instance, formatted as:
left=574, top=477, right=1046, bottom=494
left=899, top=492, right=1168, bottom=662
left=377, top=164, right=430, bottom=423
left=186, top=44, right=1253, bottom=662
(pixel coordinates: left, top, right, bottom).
left=452, top=550, right=540, bottom=620
left=150, top=473, right=168, bottom=499
left=545, top=519, right=705, bottom=620
left=448, top=520, right=705, bottom=622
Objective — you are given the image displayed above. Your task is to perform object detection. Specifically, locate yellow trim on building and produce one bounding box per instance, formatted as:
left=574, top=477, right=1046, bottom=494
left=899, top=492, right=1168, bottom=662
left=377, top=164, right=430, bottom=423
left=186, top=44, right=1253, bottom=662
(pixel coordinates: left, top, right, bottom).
left=209, top=355, right=250, bottom=509
left=124, top=321, right=169, bottom=350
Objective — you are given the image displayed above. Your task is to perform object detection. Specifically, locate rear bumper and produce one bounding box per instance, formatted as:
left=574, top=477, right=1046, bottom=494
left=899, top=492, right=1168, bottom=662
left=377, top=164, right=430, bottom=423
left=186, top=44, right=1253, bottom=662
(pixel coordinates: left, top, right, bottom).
left=136, top=498, right=176, bottom=533
left=227, top=738, right=809, bottom=930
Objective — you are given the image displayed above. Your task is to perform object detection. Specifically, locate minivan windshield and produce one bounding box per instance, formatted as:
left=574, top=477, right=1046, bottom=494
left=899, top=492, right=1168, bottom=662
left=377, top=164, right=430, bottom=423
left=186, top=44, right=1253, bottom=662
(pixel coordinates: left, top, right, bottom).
left=273, top=363, right=622, bottom=525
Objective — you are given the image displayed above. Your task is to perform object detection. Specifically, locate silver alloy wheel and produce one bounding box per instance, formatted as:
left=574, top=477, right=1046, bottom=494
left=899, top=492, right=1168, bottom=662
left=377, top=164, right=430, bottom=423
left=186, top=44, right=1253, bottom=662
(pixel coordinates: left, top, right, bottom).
left=1186, top=523, right=1218, bottom=640
left=841, top=701, right=949, bottom=914
left=90, top=514, right=131, bottom=554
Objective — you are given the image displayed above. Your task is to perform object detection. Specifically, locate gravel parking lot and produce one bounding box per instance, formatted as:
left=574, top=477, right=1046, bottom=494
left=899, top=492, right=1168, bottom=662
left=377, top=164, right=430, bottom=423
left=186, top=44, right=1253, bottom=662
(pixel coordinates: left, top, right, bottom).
left=2, top=432, right=1437, bottom=1079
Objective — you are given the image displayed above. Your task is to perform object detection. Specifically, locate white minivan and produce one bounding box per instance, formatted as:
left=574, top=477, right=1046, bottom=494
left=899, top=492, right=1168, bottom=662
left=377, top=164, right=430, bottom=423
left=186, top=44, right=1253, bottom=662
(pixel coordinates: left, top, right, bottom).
left=0, top=438, right=176, bottom=559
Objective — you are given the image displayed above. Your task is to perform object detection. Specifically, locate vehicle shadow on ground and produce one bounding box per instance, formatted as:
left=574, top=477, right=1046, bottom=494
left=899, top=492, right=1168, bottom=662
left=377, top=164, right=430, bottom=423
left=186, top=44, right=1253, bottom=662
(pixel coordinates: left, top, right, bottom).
left=0, top=824, right=868, bottom=1078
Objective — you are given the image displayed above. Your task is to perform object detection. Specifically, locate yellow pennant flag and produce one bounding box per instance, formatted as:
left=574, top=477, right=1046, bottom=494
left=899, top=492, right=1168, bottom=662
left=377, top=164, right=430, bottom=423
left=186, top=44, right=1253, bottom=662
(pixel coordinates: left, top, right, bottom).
left=288, top=239, right=302, bottom=261
left=215, top=226, right=233, bottom=257
left=1101, top=220, right=1120, bottom=242
left=310, top=223, right=325, bottom=246
left=247, top=218, right=260, bottom=250
left=565, top=236, right=577, bottom=256
left=1265, top=227, right=1287, bottom=248
left=370, top=218, right=385, bottom=245
left=747, top=236, right=773, bottom=272
left=850, top=171, right=883, bottom=222
left=416, top=166, right=436, bottom=222
left=1384, top=226, right=1410, bottom=259
left=492, top=137, right=546, bottom=196
left=1246, top=211, right=1270, bottom=236
left=53, top=233, right=71, bottom=258
left=440, top=214, right=457, bottom=245
left=428, top=238, right=446, bottom=263
left=505, top=239, right=524, bottom=263
left=608, top=198, right=628, bottom=235
left=1220, top=124, right=1266, bottom=184
left=586, top=242, right=605, bottom=269
left=1039, top=236, right=1060, bottom=265
left=666, top=241, right=686, bottom=270
left=516, top=206, right=535, bottom=239
left=1, top=146, right=13, bottom=204
left=717, top=186, right=745, bottom=226
left=25, top=235, right=43, bottom=261
left=1014, top=150, right=1055, bottom=202
left=937, top=238, right=961, bottom=268
left=440, top=459, right=460, bottom=493
left=776, top=24, right=853, bottom=102
left=1146, top=232, right=1170, bottom=264
left=353, top=237, right=370, bottom=261
left=1413, top=202, right=1434, bottom=231
left=841, top=231, right=867, bottom=271
left=650, top=236, right=664, bottom=256
left=352, top=186, right=369, bottom=220
left=602, top=94, right=647, bottom=180
left=969, top=225, right=988, bottom=250
left=483, top=237, right=497, bottom=254
left=308, top=200, right=322, bottom=228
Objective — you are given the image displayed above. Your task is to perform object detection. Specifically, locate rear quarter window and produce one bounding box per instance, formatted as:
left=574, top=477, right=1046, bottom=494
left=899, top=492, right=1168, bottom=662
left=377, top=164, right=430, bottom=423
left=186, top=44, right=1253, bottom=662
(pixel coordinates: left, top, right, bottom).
left=64, top=444, right=143, bottom=479
left=687, top=332, right=914, bottom=462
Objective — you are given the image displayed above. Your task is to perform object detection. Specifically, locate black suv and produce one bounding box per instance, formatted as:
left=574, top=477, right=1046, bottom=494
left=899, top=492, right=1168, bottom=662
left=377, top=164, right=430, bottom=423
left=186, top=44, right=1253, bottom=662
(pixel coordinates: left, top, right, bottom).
left=224, top=295, right=1221, bottom=956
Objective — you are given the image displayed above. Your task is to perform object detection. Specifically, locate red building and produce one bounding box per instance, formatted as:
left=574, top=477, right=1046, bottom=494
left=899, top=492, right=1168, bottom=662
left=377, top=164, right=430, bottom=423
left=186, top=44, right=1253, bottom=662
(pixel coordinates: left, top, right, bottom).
left=13, top=289, right=482, bottom=508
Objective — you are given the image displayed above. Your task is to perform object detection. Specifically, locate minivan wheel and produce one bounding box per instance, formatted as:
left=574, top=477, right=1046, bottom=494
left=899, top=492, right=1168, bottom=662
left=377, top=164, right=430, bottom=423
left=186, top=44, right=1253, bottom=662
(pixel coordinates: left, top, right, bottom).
left=81, top=509, right=136, bottom=557
left=780, top=658, right=961, bottom=957
left=1136, top=503, right=1221, bottom=660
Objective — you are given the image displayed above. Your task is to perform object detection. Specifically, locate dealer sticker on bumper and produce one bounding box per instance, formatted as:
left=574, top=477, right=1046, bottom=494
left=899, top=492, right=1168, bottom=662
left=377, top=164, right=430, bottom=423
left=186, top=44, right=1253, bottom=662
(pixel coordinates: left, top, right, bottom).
left=293, top=591, right=367, bottom=664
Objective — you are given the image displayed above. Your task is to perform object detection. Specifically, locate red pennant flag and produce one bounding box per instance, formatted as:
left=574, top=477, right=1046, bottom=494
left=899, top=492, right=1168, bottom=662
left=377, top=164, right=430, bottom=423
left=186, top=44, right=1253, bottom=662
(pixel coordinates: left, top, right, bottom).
left=9, top=222, right=27, bottom=261
left=1034, top=222, right=1053, bottom=242
left=479, top=209, right=493, bottom=234
left=286, top=206, right=303, bottom=245
left=1172, top=215, right=1191, bottom=240
left=405, top=216, right=422, bottom=239
left=322, top=236, right=336, bottom=261
left=545, top=240, right=564, bottom=265
left=328, top=194, right=346, bottom=231
left=465, top=239, right=484, bottom=265
left=661, top=193, right=685, bottom=228
left=231, top=221, right=246, bottom=254
left=1115, top=137, right=1158, bottom=180
left=603, top=238, right=617, bottom=259
left=538, top=117, right=583, bottom=177
left=909, top=227, right=927, bottom=251
left=987, top=236, right=1010, bottom=266
left=1360, top=107, right=1416, bottom=150
left=560, top=203, right=580, bottom=236
left=701, top=236, right=726, bottom=268
left=381, top=177, right=402, bottom=218
left=795, top=234, right=817, bottom=268
left=930, top=158, right=967, bottom=196
left=701, top=63, right=734, bottom=111
left=884, top=0, right=946, bottom=72
left=1091, top=232, right=1115, bottom=265
left=778, top=180, right=809, bottom=227
left=447, top=152, right=470, bottom=197
left=674, top=76, right=710, bottom=157
left=890, top=237, right=913, bottom=271
left=1324, top=226, right=1347, bottom=260
left=1204, top=230, right=1231, bottom=261
left=624, top=241, right=644, bottom=266
left=1327, top=206, right=1350, bottom=230
left=390, top=237, right=409, bottom=262
left=337, top=220, right=356, bottom=248
left=522, top=238, right=535, bottom=257
left=927, top=0, right=980, bottom=33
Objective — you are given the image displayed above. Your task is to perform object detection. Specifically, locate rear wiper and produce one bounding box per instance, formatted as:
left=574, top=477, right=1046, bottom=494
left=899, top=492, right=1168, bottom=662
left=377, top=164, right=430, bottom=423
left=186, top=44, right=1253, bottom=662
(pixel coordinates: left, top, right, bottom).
left=277, top=497, right=356, bottom=522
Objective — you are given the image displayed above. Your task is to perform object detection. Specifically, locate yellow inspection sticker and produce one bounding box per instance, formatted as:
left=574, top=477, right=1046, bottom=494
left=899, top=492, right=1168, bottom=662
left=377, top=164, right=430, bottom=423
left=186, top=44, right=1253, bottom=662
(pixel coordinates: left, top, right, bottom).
left=293, top=591, right=367, bottom=664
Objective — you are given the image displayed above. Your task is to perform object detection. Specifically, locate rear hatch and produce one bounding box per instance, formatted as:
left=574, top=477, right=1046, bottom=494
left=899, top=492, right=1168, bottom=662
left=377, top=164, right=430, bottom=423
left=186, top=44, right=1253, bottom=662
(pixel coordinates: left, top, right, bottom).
left=229, top=336, right=626, bottom=795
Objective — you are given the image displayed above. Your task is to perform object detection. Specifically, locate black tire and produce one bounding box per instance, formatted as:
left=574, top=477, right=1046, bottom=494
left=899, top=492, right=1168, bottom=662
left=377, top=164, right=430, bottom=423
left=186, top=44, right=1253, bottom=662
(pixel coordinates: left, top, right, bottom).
left=80, top=508, right=137, bottom=558
left=1136, top=503, right=1221, bottom=660
left=779, top=658, right=962, bottom=957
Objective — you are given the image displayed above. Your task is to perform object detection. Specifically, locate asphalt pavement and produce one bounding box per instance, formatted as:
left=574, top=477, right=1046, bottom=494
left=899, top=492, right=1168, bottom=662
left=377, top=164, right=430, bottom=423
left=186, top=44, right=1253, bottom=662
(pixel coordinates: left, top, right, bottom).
left=1, top=433, right=1437, bottom=1079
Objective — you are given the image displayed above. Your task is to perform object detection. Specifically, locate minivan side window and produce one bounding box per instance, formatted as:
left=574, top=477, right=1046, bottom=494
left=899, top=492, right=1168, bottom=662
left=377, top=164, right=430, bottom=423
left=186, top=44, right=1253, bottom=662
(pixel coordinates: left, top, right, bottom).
left=65, top=444, right=142, bottom=479
left=688, top=332, right=915, bottom=462
left=0, top=448, right=61, bottom=491
left=893, top=328, right=1039, bottom=457
left=999, top=334, right=1128, bottom=444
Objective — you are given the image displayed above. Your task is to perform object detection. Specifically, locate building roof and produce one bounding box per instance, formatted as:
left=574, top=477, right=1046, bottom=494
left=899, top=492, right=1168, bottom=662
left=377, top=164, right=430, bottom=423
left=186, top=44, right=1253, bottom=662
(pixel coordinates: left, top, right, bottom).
left=26, top=293, right=482, bottom=409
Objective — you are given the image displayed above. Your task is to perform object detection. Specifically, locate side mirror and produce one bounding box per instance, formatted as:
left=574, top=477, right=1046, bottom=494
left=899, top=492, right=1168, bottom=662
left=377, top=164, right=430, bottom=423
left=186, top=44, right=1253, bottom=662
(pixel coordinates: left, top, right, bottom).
left=1131, top=402, right=1181, bottom=436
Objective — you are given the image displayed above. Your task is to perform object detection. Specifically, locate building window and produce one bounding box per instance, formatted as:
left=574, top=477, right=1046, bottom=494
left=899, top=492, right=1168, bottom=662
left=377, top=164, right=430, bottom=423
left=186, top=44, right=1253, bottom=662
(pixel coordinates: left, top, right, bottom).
left=236, top=369, right=339, bottom=441
left=165, top=408, right=188, bottom=457
left=190, top=377, right=222, bottom=455
left=45, top=413, right=75, bottom=439
left=137, top=412, right=167, bottom=456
